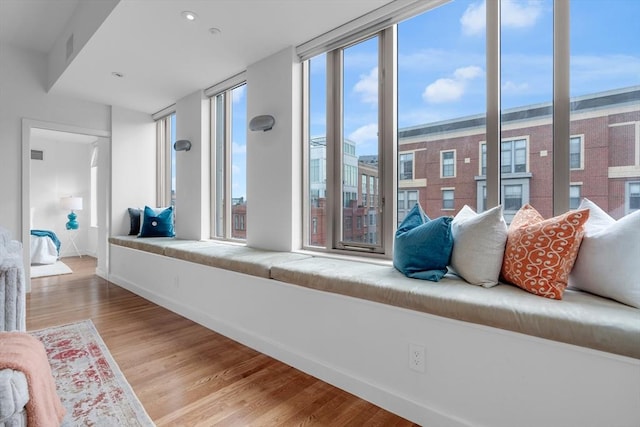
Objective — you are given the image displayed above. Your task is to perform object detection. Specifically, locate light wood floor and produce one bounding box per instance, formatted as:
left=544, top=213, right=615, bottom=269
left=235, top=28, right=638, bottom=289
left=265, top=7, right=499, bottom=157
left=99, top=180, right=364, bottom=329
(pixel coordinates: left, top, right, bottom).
left=27, top=256, right=419, bottom=426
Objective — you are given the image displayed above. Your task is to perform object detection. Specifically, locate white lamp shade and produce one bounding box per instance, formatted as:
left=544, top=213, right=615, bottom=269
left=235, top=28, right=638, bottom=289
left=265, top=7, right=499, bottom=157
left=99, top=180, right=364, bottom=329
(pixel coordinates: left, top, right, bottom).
left=61, top=196, right=83, bottom=211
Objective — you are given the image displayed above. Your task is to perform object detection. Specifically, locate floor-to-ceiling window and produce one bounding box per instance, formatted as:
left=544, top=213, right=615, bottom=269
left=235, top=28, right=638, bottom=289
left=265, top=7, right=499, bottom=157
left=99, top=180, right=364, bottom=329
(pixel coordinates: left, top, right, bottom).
left=211, top=83, right=248, bottom=240
left=303, top=0, right=639, bottom=257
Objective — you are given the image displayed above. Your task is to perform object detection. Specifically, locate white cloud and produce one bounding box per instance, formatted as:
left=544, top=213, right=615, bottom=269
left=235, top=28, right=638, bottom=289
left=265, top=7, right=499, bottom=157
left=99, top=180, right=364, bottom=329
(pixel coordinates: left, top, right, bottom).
left=461, top=0, right=543, bottom=36
left=454, top=65, right=483, bottom=80
left=460, top=1, right=485, bottom=36
left=503, top=0, right=543, bottom=29
left=422, top=66, right=483, bottom=104
left=348, top=123, right=378, bottom=145
left=353, top=67, right=378, bottom=105
left=232, top=164, right=240, bottom=175
left=502, top=80, right=530, bottom=94
left=232, top=141, right=246, bottom=154
left=423, top=78, right=465, bottom=103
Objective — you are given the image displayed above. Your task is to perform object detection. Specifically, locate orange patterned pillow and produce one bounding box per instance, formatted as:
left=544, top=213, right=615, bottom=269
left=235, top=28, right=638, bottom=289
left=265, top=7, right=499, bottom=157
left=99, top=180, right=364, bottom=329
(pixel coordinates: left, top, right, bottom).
left=501, top=204, right=589, bottom=299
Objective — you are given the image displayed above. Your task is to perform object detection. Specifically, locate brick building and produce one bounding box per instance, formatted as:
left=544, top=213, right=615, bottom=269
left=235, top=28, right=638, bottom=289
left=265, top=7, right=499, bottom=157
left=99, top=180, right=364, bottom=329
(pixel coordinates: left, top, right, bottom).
left=307, top=86, right=639, bottom=246
left=399, top=86, right=640, bottom=222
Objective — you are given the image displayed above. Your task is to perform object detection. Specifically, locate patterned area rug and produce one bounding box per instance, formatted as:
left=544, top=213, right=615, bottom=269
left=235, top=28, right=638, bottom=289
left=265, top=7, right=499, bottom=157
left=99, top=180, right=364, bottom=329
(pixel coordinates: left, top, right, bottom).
left=31, top=320, right=155, bottom=426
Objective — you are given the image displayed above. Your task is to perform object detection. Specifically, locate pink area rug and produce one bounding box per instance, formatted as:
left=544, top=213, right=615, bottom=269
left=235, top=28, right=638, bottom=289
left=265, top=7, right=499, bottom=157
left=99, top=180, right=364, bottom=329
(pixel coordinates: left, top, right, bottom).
left=31, top=320, right=155, bottom=426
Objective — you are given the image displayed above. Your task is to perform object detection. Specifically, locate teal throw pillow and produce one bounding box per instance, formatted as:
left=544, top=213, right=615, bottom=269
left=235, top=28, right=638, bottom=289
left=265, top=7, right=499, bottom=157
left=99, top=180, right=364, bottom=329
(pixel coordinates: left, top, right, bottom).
left=393, top=203, right=453, bottom=281
left=139, top=206, right=175, bottom=238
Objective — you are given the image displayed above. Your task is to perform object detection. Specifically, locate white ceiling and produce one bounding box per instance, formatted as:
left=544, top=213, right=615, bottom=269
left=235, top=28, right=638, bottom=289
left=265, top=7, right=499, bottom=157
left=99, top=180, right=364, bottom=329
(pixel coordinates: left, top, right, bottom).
left=0, top=0, right=397, bottom=114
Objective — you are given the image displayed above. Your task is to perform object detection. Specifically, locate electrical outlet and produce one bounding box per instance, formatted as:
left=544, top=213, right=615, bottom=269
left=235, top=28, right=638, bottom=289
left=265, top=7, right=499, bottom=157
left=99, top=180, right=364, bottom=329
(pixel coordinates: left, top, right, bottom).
left=409, top=343, right=425, bottom=373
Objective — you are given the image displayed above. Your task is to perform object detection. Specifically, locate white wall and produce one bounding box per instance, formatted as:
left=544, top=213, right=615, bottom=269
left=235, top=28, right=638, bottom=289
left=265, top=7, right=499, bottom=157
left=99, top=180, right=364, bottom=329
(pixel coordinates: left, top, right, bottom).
left=175, top=90, right=210, bottom=240
left=246, top=47, right=302, bottom=251
left=30, top=138, right=92, bottom=257
left=0, top=43, right=111, bottom=260
left=109, top=245, right=640, bottom=427
left=110, top=106, right=156, bottom=236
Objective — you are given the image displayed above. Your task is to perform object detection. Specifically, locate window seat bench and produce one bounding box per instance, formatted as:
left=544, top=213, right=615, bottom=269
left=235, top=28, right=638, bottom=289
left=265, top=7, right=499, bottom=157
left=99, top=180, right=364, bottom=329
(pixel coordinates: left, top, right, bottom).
left=108, top=235, right=640, bottom=360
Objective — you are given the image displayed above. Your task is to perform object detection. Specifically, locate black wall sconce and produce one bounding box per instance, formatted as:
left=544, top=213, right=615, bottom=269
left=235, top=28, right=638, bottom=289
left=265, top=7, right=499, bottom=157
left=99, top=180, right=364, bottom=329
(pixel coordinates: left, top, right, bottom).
left=174, top=139, right=192, bottom=151
left=249, top=115, right=275, bottom=132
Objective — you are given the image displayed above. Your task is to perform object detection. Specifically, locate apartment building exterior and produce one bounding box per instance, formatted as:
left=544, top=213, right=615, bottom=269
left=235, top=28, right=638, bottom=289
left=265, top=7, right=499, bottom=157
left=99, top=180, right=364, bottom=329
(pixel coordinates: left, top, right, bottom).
left=305, top=86, right=639, bottom=246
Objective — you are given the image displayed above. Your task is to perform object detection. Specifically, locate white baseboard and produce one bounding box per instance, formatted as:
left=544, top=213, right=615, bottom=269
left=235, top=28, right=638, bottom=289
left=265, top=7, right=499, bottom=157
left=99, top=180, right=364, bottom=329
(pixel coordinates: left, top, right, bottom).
left=108, top=272, right=470, bottom=427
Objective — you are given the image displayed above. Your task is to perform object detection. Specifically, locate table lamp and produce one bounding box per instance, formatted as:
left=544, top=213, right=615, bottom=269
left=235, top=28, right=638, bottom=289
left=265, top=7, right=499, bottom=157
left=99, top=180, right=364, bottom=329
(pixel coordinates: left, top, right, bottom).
left=61, top=196, right=83, bottom=230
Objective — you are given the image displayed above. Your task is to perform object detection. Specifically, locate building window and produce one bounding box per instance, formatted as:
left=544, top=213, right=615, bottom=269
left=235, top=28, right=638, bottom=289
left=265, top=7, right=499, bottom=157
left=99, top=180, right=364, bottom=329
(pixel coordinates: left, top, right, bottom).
left=399, top=153, right=413, bottom=180
left=504, top=184, right=523, bottom=212
left=211, top=83, right=247, bottom=240
left=570, top=136, right=583, bottom=170
left=397, top=190, right=418, bottom=224
left=570, top=184, right=581, bottom=209
left=627, top=181, right=640, bottom=214
left=441, top=150, right=455, bottom=178
left=156, top=112, right=176, bottom=207
left=480, top=143, right=487, bottom=176
left=442, top=189, right=454, bottom=210
left=361, top=174, right=367, bottom=206
left=501, top=139, right=527, bottom=174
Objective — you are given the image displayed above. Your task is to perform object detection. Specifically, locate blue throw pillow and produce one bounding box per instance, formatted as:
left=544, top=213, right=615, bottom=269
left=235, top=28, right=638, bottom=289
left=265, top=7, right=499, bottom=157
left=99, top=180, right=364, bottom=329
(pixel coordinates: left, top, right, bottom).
left=139, top=206, right=175, bottom=238
left=393, top=203, right=453, bottom=281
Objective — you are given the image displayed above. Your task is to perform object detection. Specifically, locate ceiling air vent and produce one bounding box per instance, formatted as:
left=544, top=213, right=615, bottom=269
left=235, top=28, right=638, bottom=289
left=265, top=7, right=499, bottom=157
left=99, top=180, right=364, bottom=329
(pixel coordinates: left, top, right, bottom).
left=31, top=150, right=44, bottom=160
left=66, top=34, right=74, bottom=60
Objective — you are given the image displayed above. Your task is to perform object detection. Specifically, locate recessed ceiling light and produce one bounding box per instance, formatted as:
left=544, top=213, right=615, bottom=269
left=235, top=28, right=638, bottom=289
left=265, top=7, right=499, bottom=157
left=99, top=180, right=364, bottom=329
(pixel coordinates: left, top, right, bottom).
left=209, top=27, right=221, bottom=36
left=111, top=72, right=124, bottom=78
left=181, top=11, right=197, bottom=21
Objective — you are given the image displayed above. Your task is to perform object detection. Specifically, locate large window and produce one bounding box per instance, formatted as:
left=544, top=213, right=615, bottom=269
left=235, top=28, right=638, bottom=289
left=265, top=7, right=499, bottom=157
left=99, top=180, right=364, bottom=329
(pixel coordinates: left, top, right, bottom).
left=211, top=83, right=247, bottom=240
left=303, top=0, right=638, bottom=258
left=156, top=113, right=176, bottom=207
left=570, top=1, right=639, bottom=219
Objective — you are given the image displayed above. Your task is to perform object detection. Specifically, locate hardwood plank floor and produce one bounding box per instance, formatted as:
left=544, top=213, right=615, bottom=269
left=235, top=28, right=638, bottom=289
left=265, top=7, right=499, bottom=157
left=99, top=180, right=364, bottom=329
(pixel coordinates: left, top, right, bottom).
left=27, top=256, right=419, bottom=426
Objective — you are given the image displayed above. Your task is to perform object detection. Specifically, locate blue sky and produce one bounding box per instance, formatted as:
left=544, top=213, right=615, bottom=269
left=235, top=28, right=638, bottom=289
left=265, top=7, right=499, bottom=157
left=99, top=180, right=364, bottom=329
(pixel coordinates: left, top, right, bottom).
left=310, top=0, right=639, bottom=157
left=230, top=0, right=640, bottom=201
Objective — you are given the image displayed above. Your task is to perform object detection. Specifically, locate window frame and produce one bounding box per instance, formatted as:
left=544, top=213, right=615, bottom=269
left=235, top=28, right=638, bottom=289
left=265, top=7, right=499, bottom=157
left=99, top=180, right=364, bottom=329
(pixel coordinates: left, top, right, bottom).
left=399, top=152, right=414, bottom=180
left=313, top=27, right=395, bottom=256
left=302, top=0, right=594, bottom=257
left=441, top=188, right=455, bottom=210
left=210, top=81, right=247, bottom=241
left=500, top=138, right=528, bottom=174
left=626, top=181, right=640, bottom=214
left=156, top=112, right=176, bottom=207
left=569, top=135, right=584, bottom=170
left=440, top=150, right=456, bottom=178
left=569, top=183, right=582, bottom=209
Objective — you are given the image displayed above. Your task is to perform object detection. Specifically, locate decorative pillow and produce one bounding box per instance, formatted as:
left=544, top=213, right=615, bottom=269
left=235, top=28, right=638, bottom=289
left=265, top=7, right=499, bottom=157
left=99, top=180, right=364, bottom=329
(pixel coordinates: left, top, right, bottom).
left=450, top=205, right=508, bottom=287
left=393, top=203, right=453, bottom=282
left=501, top=204, right=589, bottom=299
left=139, top=206, right=175, bottom=238
left=127, top=208, right=141, bottom=236
left=569, top=198, right=640, bottom=308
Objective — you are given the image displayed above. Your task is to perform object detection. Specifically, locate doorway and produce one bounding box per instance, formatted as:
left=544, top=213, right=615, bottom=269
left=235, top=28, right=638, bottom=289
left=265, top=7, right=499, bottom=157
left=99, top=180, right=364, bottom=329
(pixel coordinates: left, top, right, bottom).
left=21, top=119, right=111, bottom=292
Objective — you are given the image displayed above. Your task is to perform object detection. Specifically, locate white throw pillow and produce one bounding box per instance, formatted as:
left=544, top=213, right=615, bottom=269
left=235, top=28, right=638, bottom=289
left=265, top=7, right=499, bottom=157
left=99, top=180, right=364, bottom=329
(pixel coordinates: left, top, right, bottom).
left=569, top=198, right=640, bottom=308
left=450, top=205, right=508, bottom=287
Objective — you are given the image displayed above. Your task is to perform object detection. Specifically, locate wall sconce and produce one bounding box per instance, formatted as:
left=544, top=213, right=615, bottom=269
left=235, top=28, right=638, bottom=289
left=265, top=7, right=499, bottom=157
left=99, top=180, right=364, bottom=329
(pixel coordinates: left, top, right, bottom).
left=174, top=139, right=192, bottom=151
left=249, top=115, right=275, bottom=132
